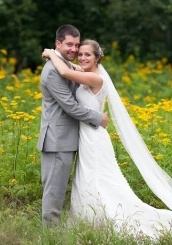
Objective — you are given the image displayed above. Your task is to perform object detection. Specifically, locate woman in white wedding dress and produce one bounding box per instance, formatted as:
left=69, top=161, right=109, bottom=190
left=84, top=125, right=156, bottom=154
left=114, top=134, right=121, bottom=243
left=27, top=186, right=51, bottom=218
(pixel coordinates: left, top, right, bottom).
left=42, top=40, right=172, bottom=239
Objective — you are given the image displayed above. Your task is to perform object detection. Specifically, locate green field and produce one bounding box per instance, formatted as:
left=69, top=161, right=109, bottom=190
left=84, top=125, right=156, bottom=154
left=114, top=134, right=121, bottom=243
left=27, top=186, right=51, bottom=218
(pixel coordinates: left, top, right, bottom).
left=0, top=48, right=172, bottom=244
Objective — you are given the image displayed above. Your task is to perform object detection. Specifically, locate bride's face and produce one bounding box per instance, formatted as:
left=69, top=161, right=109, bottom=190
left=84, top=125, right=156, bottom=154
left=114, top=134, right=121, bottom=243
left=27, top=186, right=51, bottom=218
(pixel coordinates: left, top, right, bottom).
left=77, top=45, right=97, bottom=71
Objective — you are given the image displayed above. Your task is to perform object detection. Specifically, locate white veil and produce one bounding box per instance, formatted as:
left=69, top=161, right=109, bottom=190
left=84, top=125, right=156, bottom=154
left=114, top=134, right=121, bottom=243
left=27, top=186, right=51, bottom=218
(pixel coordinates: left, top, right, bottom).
left=99, top=64, right=172, bottom=210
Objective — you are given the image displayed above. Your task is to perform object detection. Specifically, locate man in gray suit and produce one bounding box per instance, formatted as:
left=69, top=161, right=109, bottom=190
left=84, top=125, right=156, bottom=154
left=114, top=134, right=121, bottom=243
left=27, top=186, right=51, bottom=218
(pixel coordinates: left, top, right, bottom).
left=37, top=24, right=108, bottom=226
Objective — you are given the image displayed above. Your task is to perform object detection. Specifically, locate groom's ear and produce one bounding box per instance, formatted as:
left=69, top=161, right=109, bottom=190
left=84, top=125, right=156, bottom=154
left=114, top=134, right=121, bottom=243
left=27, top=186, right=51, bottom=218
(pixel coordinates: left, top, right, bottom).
left=55, top=40, right=60, bottom=44
left=55, top=40, right=61, bottom=49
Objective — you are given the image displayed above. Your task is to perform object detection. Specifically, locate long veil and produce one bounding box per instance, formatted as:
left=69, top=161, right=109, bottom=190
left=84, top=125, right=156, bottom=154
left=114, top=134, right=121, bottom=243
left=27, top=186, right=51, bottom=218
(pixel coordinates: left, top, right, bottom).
left=99, top=64, right=172, bottom=210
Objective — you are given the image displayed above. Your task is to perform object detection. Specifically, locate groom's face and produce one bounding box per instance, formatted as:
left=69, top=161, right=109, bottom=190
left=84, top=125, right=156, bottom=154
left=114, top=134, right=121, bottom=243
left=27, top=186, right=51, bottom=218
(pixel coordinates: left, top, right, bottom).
left=56, top=35, right=80, bottom=61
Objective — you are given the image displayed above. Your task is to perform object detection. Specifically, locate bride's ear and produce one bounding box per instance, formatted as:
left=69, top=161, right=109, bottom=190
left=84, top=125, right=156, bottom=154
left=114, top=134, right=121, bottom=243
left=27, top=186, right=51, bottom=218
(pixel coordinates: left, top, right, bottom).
left=95, top=59, right=99, bottom=65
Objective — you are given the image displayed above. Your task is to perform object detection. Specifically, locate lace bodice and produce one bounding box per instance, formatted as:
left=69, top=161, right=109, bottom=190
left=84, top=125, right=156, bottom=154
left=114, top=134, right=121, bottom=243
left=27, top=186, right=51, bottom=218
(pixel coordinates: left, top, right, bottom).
left=76, top=78, right=107, bottom=113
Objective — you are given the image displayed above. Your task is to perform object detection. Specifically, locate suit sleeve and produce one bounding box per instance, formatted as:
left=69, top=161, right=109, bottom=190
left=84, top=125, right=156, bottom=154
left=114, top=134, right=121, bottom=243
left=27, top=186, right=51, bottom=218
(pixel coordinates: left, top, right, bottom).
left=44, top=68, right=102, bottom=128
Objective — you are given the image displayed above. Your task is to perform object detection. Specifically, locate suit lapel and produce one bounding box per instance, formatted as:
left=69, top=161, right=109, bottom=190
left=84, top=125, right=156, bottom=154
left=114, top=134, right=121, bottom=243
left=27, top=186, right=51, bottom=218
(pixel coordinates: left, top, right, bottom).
left=54, top=50, right=78, bottom=97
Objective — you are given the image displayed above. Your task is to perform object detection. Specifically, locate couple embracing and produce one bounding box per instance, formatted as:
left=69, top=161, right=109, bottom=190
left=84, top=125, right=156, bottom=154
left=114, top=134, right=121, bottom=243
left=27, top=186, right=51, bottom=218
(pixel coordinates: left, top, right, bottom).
left=37, top=24, right=172, bottom=239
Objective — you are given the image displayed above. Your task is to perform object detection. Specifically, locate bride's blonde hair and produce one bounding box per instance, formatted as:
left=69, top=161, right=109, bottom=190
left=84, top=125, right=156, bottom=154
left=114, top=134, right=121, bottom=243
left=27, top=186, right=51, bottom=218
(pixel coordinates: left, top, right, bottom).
left=79, top=39, right=104, bottom=64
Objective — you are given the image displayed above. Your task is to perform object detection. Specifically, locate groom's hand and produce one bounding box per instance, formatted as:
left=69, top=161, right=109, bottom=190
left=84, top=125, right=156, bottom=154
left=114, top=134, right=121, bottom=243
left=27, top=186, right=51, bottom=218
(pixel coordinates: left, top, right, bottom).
left=100, top=113, right=109, bottom=128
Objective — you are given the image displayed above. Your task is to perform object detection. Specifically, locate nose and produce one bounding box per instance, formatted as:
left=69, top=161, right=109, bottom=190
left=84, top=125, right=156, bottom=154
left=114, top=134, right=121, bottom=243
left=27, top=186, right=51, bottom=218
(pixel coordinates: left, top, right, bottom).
left=71, top=46, right=78, bottom=52
left=79, top=54, right=85, bottom=60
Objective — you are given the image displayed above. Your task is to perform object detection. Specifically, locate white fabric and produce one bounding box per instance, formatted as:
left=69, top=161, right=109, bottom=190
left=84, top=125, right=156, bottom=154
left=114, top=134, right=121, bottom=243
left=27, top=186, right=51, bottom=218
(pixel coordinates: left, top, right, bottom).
left=98, top=64, right=172, bottom=209
left=70, top=67, right=172, bottom=238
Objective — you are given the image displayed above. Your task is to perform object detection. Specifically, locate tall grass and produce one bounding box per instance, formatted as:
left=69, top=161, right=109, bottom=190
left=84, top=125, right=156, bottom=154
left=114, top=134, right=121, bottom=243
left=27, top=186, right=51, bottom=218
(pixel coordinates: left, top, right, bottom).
left=0, top=48, right=172, bottom=244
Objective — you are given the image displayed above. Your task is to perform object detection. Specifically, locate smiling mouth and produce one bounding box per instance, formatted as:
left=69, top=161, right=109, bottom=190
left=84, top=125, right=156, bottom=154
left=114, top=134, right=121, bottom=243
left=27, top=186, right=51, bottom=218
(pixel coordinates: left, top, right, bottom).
left=80, top=63, right=88, bottom=65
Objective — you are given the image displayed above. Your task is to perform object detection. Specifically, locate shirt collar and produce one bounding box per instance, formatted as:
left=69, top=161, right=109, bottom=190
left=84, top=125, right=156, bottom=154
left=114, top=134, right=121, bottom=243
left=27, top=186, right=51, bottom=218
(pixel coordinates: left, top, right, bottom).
left=54, top=50, right=63, bottom=58
left=54, top=50, right=72, bottom=68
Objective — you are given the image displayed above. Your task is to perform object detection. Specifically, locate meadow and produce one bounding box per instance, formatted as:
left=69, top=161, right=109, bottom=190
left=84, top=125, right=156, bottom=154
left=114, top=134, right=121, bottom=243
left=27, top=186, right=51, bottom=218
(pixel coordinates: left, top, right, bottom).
left=0, top=46, right=172, bottom=244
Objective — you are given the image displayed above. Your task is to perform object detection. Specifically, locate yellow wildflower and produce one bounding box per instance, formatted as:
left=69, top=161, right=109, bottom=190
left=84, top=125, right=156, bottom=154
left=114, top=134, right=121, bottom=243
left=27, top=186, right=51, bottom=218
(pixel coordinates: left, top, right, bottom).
left=33, top=92, right=42, bottom=99
left=0, top=49, right=7, bottom=55
left=21, top=134, right=31, bottom=141
left=6, top=86, right=14, bottom=91
left=0, top=69, right=6, bottom=79
left=122, top=75, right=131, bottom=84
left=1, top=96, right=8, bottom=101
left=8, top=57, right=17, bottom=66
left=0, top=147, right=4, bottom=154
left=9, top=178, right=17, bottom=183
left=154, top=154, right=164, bottom=160
left=112, top=41, right=119, bottom=50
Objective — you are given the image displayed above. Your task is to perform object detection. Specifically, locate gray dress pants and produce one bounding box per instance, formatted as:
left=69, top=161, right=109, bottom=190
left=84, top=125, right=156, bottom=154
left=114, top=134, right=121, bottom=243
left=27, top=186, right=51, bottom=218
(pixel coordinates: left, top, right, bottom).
left=41, top=151, right=75, bottom=226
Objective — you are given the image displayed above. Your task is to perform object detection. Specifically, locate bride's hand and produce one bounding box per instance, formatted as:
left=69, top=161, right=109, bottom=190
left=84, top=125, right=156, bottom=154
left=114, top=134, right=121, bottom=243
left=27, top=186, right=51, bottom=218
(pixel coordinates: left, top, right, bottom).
left=42, top=49, right=55, bottom=59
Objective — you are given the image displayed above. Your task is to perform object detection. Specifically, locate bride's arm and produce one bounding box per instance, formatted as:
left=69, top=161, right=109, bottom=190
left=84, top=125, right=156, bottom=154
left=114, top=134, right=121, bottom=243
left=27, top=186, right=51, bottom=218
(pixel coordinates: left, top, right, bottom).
left=70, top=63, right=84, bottom=72
left=42, top=49, right=102, bottom=88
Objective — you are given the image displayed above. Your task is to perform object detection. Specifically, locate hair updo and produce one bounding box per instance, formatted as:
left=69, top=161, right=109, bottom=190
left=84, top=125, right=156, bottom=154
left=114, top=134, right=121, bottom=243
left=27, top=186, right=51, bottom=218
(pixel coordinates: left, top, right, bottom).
left=79, top=39, right=104, bottom=64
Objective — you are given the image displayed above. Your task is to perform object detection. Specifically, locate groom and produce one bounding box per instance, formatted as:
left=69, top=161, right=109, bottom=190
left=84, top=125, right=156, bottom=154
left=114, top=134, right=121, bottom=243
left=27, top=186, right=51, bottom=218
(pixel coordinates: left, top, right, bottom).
left=37, top=24, right=108, bottom=226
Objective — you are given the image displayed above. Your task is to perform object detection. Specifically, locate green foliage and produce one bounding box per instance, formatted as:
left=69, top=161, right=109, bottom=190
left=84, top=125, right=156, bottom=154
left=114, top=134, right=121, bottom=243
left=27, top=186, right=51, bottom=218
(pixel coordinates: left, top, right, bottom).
left=106, top=0, right=172, bottom=60
left=1, top=0, right=172, bottom=70
left=0, top=0, right=42, bottom=71
left=103, top=48, right=172, bottom=105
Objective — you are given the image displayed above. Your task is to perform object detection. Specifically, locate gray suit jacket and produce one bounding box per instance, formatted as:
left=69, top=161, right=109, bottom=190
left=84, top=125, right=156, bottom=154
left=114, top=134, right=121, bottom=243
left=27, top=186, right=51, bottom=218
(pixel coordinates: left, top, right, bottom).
left=37, top=59, right=102, bottom=152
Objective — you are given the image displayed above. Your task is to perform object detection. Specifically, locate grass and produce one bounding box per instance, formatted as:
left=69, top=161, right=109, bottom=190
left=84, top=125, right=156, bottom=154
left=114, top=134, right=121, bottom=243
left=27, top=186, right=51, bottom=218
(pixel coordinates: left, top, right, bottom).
left=1, top=203, right=172, bottom=245
left=0, top=206, right=161, bottom=245
left=0, top=48, right=172, bottom=243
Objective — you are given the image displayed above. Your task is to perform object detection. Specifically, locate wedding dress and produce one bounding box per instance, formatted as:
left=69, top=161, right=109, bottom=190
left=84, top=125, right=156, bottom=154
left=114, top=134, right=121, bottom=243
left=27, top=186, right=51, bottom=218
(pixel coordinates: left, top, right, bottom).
left=70, top=66, right=172, bottom=238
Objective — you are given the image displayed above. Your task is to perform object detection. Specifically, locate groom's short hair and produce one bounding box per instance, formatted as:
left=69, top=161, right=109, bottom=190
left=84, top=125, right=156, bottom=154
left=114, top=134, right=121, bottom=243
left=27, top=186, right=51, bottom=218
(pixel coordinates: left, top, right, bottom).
left=55, top=24, right=80, bottom=42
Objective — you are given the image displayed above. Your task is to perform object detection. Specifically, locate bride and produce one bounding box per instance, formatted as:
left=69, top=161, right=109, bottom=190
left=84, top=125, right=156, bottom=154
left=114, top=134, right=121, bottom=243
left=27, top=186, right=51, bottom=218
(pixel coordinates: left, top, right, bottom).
left=42, top=40, right=172, bottom=239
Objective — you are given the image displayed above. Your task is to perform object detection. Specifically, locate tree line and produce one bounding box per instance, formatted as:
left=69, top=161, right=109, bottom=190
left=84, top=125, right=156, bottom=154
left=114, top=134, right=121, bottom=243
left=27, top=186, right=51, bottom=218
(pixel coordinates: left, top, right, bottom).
left=0, top=0, right=172, bottom=72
